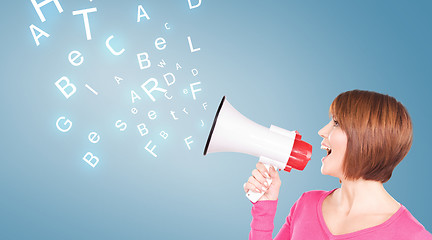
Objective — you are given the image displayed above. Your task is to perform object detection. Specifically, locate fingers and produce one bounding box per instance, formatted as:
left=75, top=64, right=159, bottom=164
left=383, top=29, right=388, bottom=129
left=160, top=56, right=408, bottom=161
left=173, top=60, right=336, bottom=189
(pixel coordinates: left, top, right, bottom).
left=256, top=162, right=270, bottom=179
left=243, top=164, right=270, bottom=193
left=252, top=168, right=267, bottom=184
left=244, top=182, right=261, bottom=193
left=244, top=163, right=281, bottom=194
left=244, top=173, right=269, bottom=194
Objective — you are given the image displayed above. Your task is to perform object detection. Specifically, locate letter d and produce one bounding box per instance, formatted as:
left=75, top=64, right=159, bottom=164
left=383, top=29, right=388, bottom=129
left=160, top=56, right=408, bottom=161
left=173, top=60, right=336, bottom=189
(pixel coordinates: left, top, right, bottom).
left=188, top=0, right=202, bottom=9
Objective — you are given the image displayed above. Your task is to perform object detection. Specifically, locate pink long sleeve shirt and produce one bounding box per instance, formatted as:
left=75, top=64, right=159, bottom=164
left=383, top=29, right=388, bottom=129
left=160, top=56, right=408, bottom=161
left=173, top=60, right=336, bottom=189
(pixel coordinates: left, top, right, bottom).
left=250, top=189, right=432, bottom=240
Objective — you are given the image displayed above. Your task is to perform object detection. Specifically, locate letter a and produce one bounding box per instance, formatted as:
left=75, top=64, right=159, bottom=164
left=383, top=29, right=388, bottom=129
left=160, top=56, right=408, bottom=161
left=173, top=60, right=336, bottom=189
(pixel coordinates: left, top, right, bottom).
left=137, top=5, right=150, bottom=22
left=29, top=24, right=50, bottom=46
left=115, top=76, right=123, bottom=85
left=131, top=90, right=142, bottom=103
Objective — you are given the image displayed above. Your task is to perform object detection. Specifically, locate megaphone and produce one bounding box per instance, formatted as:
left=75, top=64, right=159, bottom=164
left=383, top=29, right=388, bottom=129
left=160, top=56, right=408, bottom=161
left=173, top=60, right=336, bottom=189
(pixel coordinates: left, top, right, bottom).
left=203, top=96, right=312, bottom=203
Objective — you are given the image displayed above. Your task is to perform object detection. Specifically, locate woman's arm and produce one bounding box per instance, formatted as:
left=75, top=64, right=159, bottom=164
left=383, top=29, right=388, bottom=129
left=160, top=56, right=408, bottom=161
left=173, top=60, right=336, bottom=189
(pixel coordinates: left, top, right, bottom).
left=245, top=163, right=284, bottom=239
left=249, top=195, right=301, bottom=240
left=249, top=200, right=279, bottom=240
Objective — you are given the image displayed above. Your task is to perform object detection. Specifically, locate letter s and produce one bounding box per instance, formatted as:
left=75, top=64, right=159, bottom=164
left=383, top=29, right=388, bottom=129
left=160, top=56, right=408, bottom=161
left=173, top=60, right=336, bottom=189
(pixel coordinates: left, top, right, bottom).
left=115, top=120, right=127, bottom=131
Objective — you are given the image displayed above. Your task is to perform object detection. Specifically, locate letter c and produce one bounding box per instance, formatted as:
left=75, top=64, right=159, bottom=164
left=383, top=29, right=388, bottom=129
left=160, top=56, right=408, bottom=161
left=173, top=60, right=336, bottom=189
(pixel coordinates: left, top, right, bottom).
left=106, top=35, right=125, bottom=56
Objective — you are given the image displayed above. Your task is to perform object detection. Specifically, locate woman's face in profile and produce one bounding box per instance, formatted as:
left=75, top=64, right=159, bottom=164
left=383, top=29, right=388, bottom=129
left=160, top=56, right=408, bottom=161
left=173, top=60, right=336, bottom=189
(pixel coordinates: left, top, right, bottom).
left=318, top=117, right=348, bottom=179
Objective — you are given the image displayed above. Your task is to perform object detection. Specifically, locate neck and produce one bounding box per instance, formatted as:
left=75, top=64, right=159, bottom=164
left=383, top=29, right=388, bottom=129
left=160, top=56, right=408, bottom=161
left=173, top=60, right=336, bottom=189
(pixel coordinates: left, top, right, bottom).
left=334, top=179, right=397, bottom=216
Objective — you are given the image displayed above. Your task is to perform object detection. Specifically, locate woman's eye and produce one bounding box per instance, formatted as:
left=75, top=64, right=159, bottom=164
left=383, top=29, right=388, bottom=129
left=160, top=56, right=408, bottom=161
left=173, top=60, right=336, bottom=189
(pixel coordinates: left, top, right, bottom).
left=333, top=120, right=339, bottom=127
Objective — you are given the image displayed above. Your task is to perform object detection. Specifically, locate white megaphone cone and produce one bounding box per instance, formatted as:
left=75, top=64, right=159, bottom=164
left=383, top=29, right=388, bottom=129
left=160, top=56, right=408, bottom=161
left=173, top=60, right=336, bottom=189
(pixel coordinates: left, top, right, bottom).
left=204, top=96, right=312, bottom=203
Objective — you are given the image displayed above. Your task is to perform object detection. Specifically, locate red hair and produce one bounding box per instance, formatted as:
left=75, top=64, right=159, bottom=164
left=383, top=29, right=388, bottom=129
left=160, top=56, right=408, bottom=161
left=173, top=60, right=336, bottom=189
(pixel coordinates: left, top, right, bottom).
left=330, top=90, right=413, bottom=183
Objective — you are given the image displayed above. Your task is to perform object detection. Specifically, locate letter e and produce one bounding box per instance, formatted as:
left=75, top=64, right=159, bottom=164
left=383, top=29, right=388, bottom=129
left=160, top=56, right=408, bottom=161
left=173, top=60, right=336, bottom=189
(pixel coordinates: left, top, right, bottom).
left=155, top=37, right=166, bottom=50
left=88, top=132, right=100, bottom=143
left=68, top=50, right=84, bottom=66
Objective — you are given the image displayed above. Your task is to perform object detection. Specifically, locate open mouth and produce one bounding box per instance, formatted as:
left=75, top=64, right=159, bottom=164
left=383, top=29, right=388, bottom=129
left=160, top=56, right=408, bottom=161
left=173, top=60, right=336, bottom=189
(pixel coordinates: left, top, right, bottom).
left=321, top=145, right=332, bottom=156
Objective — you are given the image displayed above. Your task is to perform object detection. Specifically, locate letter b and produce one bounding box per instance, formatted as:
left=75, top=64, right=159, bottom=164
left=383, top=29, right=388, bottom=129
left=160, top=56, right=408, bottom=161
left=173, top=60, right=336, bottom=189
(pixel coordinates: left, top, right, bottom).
left=137, top=52, right=151, bottom=69
left=83, top=152, right=99, bottom=168
left=55, top=76, right=76, bottom=99
left=137, top=123, right=149, bottom=136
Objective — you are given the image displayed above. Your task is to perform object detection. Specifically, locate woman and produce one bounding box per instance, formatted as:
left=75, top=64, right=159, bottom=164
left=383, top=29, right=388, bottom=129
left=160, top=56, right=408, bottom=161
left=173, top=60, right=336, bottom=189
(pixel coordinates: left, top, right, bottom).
left=245, top=90, right=432, bottom=239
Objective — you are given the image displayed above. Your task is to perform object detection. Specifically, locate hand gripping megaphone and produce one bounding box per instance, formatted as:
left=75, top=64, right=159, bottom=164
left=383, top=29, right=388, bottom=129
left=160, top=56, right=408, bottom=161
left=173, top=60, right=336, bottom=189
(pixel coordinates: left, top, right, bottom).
left=203, top=96, right=312, bottom=203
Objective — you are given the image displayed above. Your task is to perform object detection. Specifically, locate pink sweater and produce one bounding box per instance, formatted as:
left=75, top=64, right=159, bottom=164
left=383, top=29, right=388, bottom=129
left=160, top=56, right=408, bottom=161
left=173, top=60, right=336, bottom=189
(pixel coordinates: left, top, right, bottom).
left=250, top=189, right=432, bottom=240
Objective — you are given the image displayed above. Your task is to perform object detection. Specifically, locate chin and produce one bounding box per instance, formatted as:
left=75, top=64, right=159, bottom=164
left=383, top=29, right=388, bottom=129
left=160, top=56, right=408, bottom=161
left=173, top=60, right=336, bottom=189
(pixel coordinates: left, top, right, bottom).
left=321, top=166, right=340, bottom=178
left=320, top=166, right=329, bottom=175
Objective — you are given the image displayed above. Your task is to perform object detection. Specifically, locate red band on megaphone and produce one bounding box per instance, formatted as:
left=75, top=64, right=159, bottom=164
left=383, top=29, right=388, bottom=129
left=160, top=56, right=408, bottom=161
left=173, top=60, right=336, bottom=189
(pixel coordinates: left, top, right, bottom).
left=286, top=139, right=312, bottom=171
left=295, top=131, right=302, bottom=140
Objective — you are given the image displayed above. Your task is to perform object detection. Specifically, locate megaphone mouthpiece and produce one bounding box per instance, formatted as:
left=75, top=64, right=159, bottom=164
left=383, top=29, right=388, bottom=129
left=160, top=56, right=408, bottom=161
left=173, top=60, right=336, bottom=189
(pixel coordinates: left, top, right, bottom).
left=287, top=138, right=312, bottom=171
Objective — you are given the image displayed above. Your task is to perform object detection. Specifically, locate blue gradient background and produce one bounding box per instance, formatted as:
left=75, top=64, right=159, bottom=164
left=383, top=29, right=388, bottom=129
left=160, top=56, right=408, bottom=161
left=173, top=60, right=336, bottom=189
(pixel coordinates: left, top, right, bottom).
left=1, top=0, right=431, bottom=239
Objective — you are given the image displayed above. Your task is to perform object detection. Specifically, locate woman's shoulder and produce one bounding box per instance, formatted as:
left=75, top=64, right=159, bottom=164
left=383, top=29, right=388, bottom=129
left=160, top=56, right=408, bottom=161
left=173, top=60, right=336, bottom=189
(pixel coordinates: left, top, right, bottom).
left=393, top=206, right=432, bottom=238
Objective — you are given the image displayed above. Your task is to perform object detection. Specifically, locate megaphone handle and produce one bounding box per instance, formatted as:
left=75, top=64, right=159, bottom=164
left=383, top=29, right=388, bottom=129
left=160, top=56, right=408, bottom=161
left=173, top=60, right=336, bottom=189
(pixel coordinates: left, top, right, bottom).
left=246, top=163, right=273, bottom=203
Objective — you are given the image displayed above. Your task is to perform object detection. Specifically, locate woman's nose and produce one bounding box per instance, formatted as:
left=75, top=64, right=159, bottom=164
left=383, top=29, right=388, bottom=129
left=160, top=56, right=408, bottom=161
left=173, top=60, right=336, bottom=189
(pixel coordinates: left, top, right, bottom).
left=318, top=124, right=328, bottom=139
